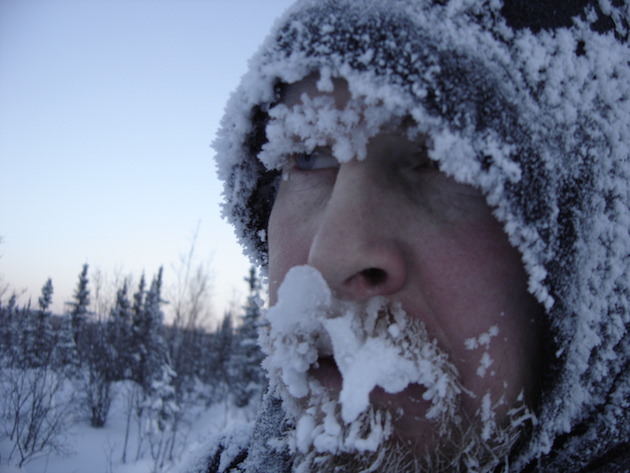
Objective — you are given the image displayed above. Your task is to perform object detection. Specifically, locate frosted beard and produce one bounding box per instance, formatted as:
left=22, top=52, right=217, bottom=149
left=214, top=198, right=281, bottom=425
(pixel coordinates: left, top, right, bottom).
left=260, top=266, right=534, bottom=473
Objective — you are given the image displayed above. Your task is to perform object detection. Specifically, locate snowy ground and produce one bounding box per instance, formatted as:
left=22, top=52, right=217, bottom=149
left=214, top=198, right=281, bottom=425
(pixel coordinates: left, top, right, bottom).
left=6, top=382, right=257, bottom=473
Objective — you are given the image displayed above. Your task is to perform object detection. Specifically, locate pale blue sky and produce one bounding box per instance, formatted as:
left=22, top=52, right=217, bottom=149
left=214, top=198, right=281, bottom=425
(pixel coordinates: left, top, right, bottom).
left=0, top=0, right=295, bottom=322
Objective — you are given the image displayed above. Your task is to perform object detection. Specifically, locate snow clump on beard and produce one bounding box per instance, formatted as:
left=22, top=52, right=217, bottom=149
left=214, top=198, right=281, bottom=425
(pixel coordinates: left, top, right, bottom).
left=259, top=265, right=464, bottom=460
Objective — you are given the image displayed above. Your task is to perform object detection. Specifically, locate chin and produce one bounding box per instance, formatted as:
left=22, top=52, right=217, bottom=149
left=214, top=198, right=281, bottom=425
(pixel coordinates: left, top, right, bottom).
left=283, top=359, right=535, bottom=473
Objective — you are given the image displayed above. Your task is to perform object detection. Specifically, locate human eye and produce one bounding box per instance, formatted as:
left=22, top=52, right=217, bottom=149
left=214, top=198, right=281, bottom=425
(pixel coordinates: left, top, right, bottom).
left=293, top=147, right=339, bottom=171
left=407, top=149, right=439, bottom=172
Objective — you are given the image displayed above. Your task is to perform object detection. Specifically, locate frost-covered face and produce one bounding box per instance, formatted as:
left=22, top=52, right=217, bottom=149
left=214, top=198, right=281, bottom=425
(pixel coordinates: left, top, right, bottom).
left=264, top=77, right=542, bottom=468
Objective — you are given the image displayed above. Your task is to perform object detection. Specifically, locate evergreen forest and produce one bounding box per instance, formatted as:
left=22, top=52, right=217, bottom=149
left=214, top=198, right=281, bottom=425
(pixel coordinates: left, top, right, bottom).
left=0, top=263, right=266, bottom=472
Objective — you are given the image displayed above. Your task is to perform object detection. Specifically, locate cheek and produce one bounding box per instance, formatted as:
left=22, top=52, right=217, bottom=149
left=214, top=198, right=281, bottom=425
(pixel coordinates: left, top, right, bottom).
left=413, top=221, right=542, bottom=404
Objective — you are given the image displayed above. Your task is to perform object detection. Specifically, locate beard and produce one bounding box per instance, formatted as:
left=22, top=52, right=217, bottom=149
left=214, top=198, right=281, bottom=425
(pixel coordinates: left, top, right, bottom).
left=290, top=402, right=533, bottom=473
left=260, top=266, right=534, bottom=473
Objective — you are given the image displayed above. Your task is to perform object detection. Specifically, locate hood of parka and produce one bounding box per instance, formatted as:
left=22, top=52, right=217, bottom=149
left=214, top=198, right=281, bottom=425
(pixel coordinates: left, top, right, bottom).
left=213, top=0, right=630, bottom=471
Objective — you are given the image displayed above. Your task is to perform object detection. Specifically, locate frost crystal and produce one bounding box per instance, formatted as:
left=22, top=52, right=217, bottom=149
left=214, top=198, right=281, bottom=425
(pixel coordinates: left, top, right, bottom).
left=261, top=265, right=463, bottom=454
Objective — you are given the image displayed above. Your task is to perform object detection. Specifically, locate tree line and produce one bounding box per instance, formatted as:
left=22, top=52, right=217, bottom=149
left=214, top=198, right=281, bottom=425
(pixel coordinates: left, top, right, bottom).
left=0, top=263, right=265, bottom=470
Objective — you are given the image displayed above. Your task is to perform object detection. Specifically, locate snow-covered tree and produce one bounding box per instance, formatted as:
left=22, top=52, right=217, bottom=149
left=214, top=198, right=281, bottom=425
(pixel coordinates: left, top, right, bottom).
left=52, top=314, right=79, bottom=374
left=81, top=321, right=115, bottom=427
left=131, top=268, right=170, bottom=393
left=229, top=266, right=265, bottom=407
left=68, top=264, right=90, bottom=346
left=127, top=270, right=173, bottom=390
left=0, top=293, right=20, bottom=362
left=13, top=301, right=36, bottom=368
left=145, top=363, right=179, bottom=470
left=30, top=278, right=55, bottom=367
left=0, top=281, right=74, bottom=468
left=132, top=273, right=146, bottom=318
left=38, top=278, right=54, bottom=313
left=129, top=274, right=146, bottom=384
left=125, top=268, right=181, bottom=464
left=208, top=311, right=234, bottom=404
left=108, top=280, right=134, bottom=380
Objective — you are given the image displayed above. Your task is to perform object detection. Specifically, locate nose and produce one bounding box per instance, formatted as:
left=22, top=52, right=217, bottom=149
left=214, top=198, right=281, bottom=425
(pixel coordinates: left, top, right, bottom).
left=307, top=161, right=407, bottom=300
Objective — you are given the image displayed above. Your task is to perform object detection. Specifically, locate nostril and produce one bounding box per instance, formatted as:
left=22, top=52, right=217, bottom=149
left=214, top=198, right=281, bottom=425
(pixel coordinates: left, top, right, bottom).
left=362, top=267, right=387, bottom=286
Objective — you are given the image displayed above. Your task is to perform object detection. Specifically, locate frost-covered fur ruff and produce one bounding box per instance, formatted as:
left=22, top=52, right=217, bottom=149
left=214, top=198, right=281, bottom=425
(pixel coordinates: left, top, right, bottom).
left=194, top=0, right=630, bottom=471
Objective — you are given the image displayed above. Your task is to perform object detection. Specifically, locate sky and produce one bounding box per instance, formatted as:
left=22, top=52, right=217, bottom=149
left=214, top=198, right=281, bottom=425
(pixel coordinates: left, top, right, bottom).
left=0, top=0, right=296, bottom=325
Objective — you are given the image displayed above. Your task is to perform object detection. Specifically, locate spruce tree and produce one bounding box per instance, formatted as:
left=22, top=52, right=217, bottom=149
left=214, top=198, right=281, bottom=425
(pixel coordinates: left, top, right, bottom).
left=83, top=321, right=115, bottom=427
left=38, top=278, right=54, bottom=313
left=131, top=268, right=171, bottom=394
left=141, top=268, right=179, bottom=463
left=108, top=280, right=134, bottom=380
left=17, top=300, right=37, bottom=368
left=130, top=274, right=147, bottom=385
left=230, top=266, right=265, bottom=407
left=69, top=264, right=90, bottom=346
left=0, top=293, right=19, bottom=364
left=53, top=314, right=79, bottom=373
left=211, top=311, right=234, bottom=403
left=32, top=278, right=55, bottom=367
left=142, top=267, right=169, bottom=392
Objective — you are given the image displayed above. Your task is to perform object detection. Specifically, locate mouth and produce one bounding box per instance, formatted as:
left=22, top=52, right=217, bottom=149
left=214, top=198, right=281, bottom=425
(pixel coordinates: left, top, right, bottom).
left=264, top=266, right=462, bottom=433
left=312, top=355, right=431, bottom=408
left=310, top=355, right=343, bottom=391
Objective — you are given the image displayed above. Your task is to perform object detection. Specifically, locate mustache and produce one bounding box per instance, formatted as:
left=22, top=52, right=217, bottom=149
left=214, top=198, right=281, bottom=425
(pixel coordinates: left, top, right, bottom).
left=260, top=265, right=463, bottom=430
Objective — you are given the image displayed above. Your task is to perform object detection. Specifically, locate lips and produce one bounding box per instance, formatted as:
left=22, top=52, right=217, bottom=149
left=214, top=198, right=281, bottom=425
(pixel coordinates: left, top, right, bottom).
left=308, top=352, right=438, bottom=446
left=311, top=355, right=343, bottom=391
left=264, top=265, right=461, bottom=433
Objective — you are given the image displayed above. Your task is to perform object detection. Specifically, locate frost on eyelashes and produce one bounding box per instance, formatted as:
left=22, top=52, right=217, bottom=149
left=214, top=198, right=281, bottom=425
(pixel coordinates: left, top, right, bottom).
left=259, top=265, right=463, bottom=455
left=258, top=93, right=409, bottom=172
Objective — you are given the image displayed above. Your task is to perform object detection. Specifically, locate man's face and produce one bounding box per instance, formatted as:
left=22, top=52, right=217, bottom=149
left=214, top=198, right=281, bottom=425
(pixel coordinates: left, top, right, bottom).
left=265, top=77, right=542, bottom=466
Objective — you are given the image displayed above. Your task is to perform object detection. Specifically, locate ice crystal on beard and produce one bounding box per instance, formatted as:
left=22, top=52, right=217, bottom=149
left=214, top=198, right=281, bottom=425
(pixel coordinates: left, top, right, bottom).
left=261, top=265, right=464, bottom=455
